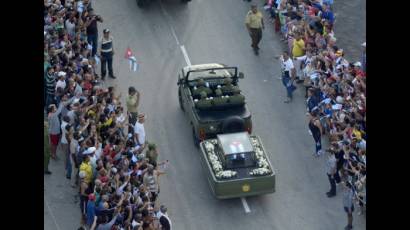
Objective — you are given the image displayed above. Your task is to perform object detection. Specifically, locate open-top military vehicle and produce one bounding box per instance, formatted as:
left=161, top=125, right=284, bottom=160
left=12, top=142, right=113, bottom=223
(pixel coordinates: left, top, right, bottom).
left=199, top=132, right=275, bottom=199
left=177, top=63, right=275, bottom=199
left=177, top=63, right=252, bottom=145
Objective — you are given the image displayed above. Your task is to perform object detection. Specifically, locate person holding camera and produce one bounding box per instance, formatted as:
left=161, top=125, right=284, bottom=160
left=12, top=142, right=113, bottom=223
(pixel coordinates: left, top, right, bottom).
left=84, top=8, right=103, bottom=57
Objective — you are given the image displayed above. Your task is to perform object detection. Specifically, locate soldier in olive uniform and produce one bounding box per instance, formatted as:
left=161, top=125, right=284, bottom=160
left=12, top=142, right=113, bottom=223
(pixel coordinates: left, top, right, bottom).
left=196, top=91, right=212, bottom=110
left=221, top=78, right=240, bottom=95
left=228, top=90, right=245, bottom=106
left=193, top=78, right=212, bottom=98
left=212, top=88, right=228, bottom=107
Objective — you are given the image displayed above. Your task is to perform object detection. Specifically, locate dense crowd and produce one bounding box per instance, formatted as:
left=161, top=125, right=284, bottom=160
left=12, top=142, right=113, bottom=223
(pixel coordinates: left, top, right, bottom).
left=44, top=0, right=172, bottom=229
left=265, top=0, right=366, bottom=229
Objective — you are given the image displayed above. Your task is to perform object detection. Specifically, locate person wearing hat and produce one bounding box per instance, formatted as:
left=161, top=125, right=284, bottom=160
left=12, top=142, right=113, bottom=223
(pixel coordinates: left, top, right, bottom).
left=212, top=88, right=228, bottom=107
left=220, top=78, right=240, bottom=95
left=134, top=113, right=147, bottom=151
left=126, top=86, right=140, bottom=134
left=245, top=4, right=264, bottom=55
left=99, top=28, right=116, bottom=79
left=192, top=78, right=212, bottom=98
left=228, top=89, right=245, bottom=106
left=195, top=91, right=212, bottom=110
left=80, top=148, right=94, bottom=185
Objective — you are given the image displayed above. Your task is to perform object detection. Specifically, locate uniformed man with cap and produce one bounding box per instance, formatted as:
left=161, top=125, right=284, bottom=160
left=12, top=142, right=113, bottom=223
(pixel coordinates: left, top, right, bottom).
left=99, top=28, right=115, bottom=80
left=196, top=91, right=212, bottom=110
left=228, top=90, right=245, bottom=106
left=221, top=78, right=240, bottom=95
left=193, top=78, right=212, bottom=98
left=212, top=88, right=228, bottom=107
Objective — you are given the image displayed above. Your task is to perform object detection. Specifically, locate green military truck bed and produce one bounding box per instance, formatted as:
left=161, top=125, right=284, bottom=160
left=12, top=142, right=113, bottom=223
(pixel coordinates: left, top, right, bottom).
left=199, top=132, right=275, bottom=199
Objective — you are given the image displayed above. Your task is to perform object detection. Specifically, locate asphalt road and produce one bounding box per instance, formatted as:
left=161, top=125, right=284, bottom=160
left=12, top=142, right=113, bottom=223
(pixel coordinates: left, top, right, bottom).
left=44, top=0, right=366, bottom=229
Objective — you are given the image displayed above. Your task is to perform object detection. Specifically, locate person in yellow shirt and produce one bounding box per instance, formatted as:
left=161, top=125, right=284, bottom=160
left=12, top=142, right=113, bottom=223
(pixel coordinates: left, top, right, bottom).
left=126, top=86, right=140, bottom=133
left=80, top=150, right=93, bottom=184
left=245, top=4, right=264, bottom=55
left=292, top=33, right=305, bottom=83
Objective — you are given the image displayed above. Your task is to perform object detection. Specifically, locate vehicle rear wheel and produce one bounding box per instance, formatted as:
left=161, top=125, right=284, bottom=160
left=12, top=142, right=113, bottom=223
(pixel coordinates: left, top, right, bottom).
left=193, top=127, right=199, bottom=147
left=221, top=116, right=245, bottom=134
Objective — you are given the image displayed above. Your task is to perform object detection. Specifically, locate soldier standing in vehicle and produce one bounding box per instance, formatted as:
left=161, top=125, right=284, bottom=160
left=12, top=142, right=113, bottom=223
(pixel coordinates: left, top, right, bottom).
left=99, top=29, right=116, bottom=80
left=245, top=4, right=265, bottom=55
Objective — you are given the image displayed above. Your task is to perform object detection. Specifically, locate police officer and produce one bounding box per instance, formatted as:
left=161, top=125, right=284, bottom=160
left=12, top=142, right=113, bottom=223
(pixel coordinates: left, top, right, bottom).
left=99, top=29, right=115, bottom=80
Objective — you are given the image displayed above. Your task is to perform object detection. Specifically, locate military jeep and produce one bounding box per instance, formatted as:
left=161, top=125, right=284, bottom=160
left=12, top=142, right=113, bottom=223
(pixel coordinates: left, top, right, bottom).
left=177, top=63, right=252, bottom=146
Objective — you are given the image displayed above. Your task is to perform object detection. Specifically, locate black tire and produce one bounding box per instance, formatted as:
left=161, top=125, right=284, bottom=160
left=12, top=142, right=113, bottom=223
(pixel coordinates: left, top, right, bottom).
left=181, top=0, right=190, bottom=3
left=178, top=89, right=185, bottom=111
left=193, top=127, right=199, bottom=147
left=221, top=116, right=245, bottom=134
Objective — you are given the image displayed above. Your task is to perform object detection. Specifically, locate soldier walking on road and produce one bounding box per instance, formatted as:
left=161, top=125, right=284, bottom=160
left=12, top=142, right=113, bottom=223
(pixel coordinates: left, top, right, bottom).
left=245, top=4, right=265, bottom=55
left=99, top=29, right=116, bottom=80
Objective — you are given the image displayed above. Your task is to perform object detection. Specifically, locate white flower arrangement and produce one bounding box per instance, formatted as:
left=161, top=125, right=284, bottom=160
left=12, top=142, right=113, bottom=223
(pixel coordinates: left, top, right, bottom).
left=250, top=168, right=271, bottom=176
left=203, top=140, right=237, bottom=179
left=216, top=170, right=237, bottom=179
left=249, top=137, right=272, bottom=176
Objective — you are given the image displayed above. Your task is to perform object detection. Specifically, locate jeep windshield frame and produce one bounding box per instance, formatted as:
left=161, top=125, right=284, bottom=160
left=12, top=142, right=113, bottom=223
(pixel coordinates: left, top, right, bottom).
left=185, top=67, right=238, bottom=82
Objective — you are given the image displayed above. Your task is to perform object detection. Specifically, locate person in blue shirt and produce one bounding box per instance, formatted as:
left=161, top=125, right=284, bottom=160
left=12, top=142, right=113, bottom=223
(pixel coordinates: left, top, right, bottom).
left=321, top=4, right=335, bottom=24
left=86, top=193, right=96, bottom=227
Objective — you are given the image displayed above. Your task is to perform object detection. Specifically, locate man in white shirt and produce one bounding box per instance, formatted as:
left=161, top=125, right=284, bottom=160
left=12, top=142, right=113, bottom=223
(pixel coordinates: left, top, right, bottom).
left=55, top=72, right=67, bottom=90
left=157, top=205, right=172, bottom=230
left=134, top=113, right=146, bottom=151
left=279, top=51, right=296, bottom=103
left=60, top=117, right=71, bottom=179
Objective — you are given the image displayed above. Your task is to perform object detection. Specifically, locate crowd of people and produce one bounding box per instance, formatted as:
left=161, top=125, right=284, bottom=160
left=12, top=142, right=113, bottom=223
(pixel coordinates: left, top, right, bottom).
left=44, top=1, right=172, bottom=229
left=265, top=0, right=366, bottom=229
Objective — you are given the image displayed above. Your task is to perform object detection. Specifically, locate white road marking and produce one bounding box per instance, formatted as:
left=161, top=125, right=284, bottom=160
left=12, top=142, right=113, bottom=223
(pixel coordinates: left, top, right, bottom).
left=180, top=45, right=192, bottom=66
left=45, top=197, right=62, bottom=230
left=241, top=197, right=251, bottom=213
left=160, top=2, right=180, bottom=45
left=263, top=79, right=268, bottom=82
